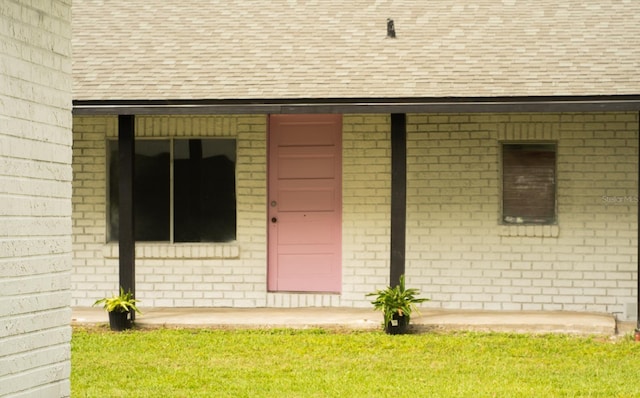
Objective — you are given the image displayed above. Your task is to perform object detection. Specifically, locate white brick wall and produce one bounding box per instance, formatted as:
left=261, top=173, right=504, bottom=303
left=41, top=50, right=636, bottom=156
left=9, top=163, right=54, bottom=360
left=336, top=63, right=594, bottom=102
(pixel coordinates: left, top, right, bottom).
left=342, top=114, right=391, bottom=306
left=71, top=112, right=638, bottom=320
left=72, top=115, right=389, bottom=308
left=407, top=113, right=638, bottom=319
left=72, top=115, right=272, bottom=307
left=1, top=0, right=72, bottom=396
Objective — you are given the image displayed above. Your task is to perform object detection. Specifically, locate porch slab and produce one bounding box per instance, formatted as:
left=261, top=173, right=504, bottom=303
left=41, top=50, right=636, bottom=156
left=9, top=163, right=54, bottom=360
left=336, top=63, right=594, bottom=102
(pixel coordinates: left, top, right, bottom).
left=72, top=307, right=620, bottom=336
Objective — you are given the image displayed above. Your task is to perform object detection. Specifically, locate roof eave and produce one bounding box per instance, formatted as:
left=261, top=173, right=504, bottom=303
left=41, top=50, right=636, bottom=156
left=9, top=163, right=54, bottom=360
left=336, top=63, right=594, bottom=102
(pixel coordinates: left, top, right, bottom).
left=72, top=95, right=640, bottom=116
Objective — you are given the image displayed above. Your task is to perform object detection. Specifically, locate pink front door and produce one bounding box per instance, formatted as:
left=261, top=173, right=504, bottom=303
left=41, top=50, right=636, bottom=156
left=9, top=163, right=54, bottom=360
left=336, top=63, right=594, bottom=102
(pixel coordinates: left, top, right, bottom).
left=268, top=114, right=342, bottom=293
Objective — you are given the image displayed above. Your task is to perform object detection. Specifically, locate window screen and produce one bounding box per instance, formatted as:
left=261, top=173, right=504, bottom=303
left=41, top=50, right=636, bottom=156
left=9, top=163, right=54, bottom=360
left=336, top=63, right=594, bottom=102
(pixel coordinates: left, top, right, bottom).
left=502, top=143, right=556, bottom=225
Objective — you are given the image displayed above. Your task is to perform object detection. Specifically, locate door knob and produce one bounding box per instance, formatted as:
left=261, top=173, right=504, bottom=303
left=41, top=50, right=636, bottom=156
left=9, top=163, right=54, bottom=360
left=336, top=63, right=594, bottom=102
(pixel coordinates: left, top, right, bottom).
left=271, top=217, right=277, bottom=223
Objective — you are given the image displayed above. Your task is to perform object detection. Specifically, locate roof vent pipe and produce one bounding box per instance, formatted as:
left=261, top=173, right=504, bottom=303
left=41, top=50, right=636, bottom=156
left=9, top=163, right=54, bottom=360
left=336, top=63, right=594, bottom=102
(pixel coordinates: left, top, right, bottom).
left=387, top=18, right=396, bottom=38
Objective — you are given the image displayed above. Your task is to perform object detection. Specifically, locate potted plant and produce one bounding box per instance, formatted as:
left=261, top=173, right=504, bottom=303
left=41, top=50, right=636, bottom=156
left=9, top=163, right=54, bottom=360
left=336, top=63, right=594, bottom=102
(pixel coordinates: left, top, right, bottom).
left=93, top=287, right=141, bottom=331
left=367, top=275, right=429, bottom=335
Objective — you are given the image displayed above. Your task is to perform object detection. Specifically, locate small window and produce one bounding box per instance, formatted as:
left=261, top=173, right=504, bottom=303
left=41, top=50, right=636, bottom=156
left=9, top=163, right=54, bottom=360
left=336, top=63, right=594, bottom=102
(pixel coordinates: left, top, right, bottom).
left=109, top=139, right=236, bottom=242
left=502, top=143, right=556, bottom=225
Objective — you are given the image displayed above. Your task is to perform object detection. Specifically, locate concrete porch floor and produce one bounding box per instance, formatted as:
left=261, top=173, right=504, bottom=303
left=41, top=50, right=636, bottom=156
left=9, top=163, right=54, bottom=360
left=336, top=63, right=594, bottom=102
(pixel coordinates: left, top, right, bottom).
left=72, top=307, right=637, bottom=336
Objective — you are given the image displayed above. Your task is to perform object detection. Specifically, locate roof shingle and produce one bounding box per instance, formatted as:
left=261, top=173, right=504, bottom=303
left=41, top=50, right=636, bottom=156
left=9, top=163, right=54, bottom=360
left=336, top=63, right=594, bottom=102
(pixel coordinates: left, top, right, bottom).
left=72, top=0, right=640, bottom=100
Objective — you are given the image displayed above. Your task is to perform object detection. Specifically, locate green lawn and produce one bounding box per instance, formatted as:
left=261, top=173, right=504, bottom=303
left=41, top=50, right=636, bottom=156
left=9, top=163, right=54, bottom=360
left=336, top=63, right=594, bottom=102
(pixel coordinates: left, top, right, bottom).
left=72, top=327, right=640, bottom=398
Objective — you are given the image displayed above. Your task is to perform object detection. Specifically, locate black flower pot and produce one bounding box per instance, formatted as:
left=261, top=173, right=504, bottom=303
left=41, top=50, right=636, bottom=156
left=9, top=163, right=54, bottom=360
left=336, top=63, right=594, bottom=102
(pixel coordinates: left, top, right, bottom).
left=108, top=311, right=132, bottom=331
left=385, top=313, right=409, bottom=335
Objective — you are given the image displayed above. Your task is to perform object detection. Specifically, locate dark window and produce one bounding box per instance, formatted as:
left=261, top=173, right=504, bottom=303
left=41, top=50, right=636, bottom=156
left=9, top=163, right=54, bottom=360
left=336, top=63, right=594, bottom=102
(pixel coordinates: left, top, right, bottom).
left=502, top=143, right=556, bottom=225
left=173, top=139, right=236, bottom=242
left=109, top=139, right=236, bottom=242
left=109, top=140, right=170, bottom=241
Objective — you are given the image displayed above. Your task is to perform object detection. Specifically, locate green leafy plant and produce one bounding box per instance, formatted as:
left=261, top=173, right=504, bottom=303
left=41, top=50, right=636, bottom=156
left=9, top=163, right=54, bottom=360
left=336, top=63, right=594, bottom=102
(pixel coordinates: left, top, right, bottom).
left=367, top=275, right=428, bottom=326
left=93, top=287, right=141, bottom=314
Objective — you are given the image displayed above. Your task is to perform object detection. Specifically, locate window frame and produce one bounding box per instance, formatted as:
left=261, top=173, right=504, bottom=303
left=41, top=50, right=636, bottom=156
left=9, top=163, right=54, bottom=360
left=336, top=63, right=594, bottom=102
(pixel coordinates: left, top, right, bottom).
left=107, top=137, right=237, bottom=243
left=500, top=141, right=557, bottom=226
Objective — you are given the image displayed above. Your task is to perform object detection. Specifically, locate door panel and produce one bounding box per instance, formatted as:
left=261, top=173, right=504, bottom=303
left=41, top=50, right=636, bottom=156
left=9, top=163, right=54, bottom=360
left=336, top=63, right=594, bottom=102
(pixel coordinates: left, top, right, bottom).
left=279, top=156, right=336, bottom=179
left=268, top=114, right=342, bottom=293
left=279, top=189, right=336, bottom=212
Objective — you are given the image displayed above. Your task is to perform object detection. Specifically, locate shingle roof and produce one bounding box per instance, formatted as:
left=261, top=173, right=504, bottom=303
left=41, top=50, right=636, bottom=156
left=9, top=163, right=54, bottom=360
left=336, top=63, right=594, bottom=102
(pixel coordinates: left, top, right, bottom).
left=72, top=1, right=640, bottom=101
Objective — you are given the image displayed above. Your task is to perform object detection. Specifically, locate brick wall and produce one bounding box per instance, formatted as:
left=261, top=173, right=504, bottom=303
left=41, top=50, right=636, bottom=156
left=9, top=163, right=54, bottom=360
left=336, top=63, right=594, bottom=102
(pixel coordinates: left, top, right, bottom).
left=72, top=115, right=271, bottom=307
left=0, top=0, right=72, bottom=396
left=72, top=114, right=390, bottom=308
left=406, top=113, right=638, bottom=319
left=342, top=114, right=391, bottom=305
left=72, top=112, right=638, bottom=319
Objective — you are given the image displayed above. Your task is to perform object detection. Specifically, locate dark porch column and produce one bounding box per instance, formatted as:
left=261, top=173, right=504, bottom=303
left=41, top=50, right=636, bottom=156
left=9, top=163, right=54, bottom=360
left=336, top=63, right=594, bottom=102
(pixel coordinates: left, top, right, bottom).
left=118, top=115, right=136, bottom=311
left=390, top=113, right=407, bottom=287
left=637, top=111, right=639, bottom=333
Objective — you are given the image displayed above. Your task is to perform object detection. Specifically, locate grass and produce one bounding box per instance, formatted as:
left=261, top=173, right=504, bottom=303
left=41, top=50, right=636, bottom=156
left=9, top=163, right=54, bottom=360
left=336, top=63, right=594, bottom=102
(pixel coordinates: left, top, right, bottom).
left=72, top=327, right=640, bottom=398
